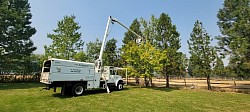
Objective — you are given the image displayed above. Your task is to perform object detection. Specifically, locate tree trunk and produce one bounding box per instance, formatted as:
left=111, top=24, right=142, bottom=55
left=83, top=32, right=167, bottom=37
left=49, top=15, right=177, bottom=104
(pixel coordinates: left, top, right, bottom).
left=206, top=75, right=211, bottom=90
left=14, top=75, right=16, bottom=82
left=149, top=77, right=153, bottom=87
left=165, top=66, right=170, bottom=88
left=166, top=75, right=169, bottom=88
left=144, top=77, right=148, bottom=87
left=184, top=78, right=186, bottom=87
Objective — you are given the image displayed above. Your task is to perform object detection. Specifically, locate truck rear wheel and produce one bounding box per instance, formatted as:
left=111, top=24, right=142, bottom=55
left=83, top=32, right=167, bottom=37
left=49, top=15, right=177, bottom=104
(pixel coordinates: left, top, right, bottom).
left=71, top=83, right=85, bottom=96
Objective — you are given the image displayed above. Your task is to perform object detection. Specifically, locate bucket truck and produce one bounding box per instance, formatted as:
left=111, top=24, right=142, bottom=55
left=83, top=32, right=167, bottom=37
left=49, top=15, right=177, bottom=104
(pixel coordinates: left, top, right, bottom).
left=40, top=16, right=142, bottom=96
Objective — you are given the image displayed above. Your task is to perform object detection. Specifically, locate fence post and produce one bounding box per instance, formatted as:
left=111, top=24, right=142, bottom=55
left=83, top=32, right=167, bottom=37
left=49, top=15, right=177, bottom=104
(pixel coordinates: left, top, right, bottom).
left=234, top=80, right=236, bottom=92
left=184, top=78, right=186, bottom=88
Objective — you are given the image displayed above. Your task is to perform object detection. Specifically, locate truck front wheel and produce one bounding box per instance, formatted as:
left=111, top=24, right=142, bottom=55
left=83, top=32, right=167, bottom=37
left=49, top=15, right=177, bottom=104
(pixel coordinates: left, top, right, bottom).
left=71, top=83, right=85, bottom=96
left=117, top=82, right=123, bottom=90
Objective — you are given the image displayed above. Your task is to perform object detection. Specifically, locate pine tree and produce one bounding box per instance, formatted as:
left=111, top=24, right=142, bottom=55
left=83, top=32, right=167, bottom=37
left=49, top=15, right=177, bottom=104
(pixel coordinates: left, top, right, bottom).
left=44, top=15, right=83, bottom=60
left=188, top=20, right=216, bottom=90
left=0, top=0, right=36, bottom=71
left=154, top=13, right=180, bottom=88
left=103, top=38, right=118, bottom=66
left=217, top=0, right=250, bottom=78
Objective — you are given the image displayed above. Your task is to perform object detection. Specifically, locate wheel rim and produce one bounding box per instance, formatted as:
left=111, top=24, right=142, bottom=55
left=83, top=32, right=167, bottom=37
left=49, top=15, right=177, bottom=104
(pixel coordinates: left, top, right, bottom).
left=75, top=86, right=84, bottom=95
left=118, top=84, right=123, bottom=90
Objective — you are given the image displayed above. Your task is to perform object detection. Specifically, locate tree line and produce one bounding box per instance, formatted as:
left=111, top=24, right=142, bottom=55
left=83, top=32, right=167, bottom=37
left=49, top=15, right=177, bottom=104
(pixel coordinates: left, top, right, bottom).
left=0, top=0, right=249, bottom=89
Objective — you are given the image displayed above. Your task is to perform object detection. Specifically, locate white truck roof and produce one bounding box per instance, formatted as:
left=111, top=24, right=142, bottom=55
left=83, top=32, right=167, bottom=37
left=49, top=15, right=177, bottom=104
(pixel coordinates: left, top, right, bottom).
left=48, top=58, right=94, bottom=68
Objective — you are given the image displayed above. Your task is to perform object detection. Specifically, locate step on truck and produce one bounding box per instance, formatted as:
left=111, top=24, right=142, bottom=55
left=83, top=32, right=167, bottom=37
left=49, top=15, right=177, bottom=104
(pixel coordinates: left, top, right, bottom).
left=40, top=16, right=142, bottom=96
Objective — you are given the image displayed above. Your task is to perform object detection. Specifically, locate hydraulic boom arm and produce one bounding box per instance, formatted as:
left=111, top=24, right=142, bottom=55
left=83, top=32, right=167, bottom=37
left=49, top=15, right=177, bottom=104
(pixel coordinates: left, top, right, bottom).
left=111, top=17, right=143, bottom=39
left=95, top=16, right=143, bottom=73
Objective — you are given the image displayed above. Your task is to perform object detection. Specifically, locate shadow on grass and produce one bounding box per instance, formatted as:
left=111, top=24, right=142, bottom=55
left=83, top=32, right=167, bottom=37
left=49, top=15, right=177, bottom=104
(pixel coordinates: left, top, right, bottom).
left=127, top=83, right=180, bottom=92
left=0, top=83, right=44, bottom=90
left=212, top=85, right=250, bottom=94
left=147, top=86, right=180, bottom=92
left=52, top=87, right=130, bottom=99
left=52, top=93, right=73, bottom=98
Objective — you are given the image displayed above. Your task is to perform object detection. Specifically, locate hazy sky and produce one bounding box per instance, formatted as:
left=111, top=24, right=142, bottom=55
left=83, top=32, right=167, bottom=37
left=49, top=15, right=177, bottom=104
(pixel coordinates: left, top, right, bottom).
left=29, top=0, right=224, bottom=59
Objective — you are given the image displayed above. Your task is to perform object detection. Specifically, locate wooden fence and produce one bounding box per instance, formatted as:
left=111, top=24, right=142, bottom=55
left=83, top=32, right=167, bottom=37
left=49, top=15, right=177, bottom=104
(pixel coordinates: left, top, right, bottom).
left=125, top=77, right=250, bottom=94
left=0, top=73, right=40, bottom=83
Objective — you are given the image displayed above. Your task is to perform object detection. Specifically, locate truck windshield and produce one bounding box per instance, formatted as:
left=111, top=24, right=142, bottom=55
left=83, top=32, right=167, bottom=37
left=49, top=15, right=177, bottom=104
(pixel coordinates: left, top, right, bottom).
left=110, top=70, right=116, bottom=75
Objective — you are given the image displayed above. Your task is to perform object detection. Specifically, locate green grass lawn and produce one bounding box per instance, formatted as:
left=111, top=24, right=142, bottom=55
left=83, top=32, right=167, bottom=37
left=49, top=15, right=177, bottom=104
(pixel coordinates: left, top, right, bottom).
left=0, top=83, right=249, bottom=112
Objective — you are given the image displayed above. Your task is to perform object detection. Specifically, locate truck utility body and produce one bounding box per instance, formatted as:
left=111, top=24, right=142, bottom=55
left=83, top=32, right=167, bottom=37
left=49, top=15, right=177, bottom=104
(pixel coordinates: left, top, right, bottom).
left=41, top=58, right=98, bottom=87
left=41, top=58, right=95, bottom=83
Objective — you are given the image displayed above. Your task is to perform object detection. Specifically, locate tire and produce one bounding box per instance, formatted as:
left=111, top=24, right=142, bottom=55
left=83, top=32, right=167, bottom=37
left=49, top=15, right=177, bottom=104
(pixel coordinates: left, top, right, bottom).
left=116, top=82, right=123, bottom=90
left=71, top=83, right=85, bottom=96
